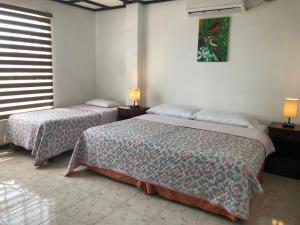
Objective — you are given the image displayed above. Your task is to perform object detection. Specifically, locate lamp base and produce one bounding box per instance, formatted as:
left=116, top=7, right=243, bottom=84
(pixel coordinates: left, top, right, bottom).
left=282, top=122, right=295, bottom=128
left=130, top=105, right=140, bottom=110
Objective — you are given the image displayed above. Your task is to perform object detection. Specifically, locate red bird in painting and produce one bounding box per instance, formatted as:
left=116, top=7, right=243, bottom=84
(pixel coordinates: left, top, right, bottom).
left=210, top=22, right=221, bottom=33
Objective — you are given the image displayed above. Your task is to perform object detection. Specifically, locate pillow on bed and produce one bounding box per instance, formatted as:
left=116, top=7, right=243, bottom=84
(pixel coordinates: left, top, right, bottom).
left=192, top=109, right=254, bottom=128
left=146, top=104, right=199, bottom=119
left=85, top=99, right=119, bottom=108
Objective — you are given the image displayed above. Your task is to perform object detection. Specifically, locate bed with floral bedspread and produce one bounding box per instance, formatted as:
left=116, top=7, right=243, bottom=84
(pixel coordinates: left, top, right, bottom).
left=67, top=114, right=274, bottom=220
left=5, top=108, right=104, bottom=166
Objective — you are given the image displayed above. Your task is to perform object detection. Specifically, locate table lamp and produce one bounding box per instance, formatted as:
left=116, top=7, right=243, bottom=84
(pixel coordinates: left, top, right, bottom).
left=129, top=88, right=140, bottom=109
left=282, top=98, right=298, bottom=128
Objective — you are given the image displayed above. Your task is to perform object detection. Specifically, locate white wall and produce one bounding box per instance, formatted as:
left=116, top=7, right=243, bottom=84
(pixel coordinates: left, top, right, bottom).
left=0, top=0, right=96, bottom=144
left=95, top=0, right=300, bottom=124
left=95, top=8, right=127, bottom=104
left=95, top=4, right=147, bottom=106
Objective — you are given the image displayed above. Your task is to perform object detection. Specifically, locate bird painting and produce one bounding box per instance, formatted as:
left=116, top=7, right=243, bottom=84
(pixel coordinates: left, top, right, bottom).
left=197, top=17, right=230, bottom=62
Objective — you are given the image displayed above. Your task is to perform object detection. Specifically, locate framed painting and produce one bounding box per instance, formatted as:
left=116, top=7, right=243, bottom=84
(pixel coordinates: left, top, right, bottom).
left=197, top=17, right=230, bottom=62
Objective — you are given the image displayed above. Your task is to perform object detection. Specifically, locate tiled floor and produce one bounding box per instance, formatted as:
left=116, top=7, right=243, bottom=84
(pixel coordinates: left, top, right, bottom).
left=0, top=148, right=299, bottom=225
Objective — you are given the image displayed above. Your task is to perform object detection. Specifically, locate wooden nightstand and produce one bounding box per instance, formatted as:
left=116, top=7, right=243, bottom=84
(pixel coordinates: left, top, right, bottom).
left=264, top=122, right=300, bottom=179
left=118, top=106, right=149, bottom=120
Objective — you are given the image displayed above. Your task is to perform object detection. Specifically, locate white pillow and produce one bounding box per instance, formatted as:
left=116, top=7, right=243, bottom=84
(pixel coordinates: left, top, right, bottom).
left=192, top=109, right=253, bottom=128
left=146, top=104, right=199, bottom=119
left=85, top=99, right=119, bottom=108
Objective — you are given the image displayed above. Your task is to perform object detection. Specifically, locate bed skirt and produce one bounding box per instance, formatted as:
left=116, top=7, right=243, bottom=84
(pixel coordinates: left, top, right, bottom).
left=75, top=163, right=264, bottom=221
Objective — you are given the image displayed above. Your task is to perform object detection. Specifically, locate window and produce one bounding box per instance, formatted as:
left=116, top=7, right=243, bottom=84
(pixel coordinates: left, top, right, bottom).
left=0, top=3, right=53, bottom=120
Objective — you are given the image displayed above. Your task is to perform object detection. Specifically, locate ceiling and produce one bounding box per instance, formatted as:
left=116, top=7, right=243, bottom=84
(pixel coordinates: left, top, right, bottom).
left=51, top=0, right=175, bottom=12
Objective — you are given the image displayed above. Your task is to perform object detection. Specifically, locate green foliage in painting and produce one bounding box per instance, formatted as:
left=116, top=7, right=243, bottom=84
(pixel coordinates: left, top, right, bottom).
left=197, top=17, right=230, bottom=62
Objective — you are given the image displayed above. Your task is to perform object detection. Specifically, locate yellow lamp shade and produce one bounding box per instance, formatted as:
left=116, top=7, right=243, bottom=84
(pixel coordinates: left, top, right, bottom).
left=129, top=88, right=140, bottom=102
left=283, top=98, right=298, bottom=118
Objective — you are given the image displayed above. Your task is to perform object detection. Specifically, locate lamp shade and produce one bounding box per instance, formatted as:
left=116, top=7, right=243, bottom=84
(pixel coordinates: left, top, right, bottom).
left=129, top=88, right=140, bottom=102
left=283, top=98, right=298, bottom=118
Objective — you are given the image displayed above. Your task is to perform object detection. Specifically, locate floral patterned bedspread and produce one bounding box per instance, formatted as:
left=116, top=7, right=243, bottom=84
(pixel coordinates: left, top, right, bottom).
left=67, top=117, right=268, bottom=220
left=4, top=108, right=102, bottom=166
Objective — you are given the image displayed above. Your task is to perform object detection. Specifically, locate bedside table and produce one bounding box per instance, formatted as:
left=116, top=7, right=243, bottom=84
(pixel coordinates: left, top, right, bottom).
left=264, top=122, right=300, bottom=179
left=118, top=106, right=149, bottom=120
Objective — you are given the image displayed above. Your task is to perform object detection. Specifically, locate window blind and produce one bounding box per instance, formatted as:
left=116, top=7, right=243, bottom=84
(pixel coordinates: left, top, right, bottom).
left=0, top=3, right=53, bottom=120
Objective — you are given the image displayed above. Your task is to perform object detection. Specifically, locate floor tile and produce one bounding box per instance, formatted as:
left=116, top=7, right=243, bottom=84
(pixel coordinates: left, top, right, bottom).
left=0, top=219, right=9, bottom=225
left=122, top=193, right=168, bottom=218
left=63, top=195, right=118, bottom=225
left=0, top=186, right=35, bottom=213
left=91, top=181, right=137, bottom=205
left=0, top=198, right=55, bottom=225
left=42, top=184, right=91, bottom=212
left=150, top=203, right=205, bottom=225
left=95, top=206, right=150, bottom=225
left=40, top=213, right=83, bottom=225
left=12, top=177, right=69, bottom=199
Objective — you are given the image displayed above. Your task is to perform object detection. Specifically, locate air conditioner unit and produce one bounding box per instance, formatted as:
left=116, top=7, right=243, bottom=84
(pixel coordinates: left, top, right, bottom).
left=186, top=0, right=247, bottom=17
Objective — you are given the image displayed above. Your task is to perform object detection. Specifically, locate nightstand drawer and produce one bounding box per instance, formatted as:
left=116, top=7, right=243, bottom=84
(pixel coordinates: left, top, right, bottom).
left=119, top=109, right=145, bottom=117
left=265, top=153, right=300, bottom=179
left=118, top=108, right=132, bottom=117
left=267, top=122, right=300, bottom=179
left=269, top=129, right=300, bottom=142
left=118, top=107, right=149, bottom=120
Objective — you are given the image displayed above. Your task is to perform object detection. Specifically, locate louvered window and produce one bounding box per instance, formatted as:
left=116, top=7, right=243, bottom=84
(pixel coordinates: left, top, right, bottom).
left=0, top=3, right=53, bottom=120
